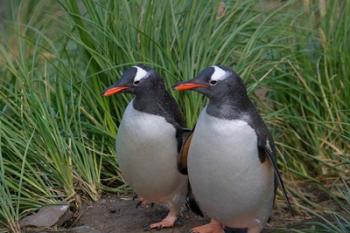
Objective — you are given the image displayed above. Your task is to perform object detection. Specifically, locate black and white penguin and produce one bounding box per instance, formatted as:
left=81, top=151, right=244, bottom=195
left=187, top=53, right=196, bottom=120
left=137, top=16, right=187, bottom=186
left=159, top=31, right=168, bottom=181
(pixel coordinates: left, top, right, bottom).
left=102, top=65, right=188, bottom=230
left=174, top=66, right=291, bottom=233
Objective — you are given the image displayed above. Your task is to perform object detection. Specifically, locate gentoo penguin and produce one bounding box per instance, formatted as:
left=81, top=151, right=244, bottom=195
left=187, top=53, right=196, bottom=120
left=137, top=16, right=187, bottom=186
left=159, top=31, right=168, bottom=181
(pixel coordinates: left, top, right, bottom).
left=102, top=65, right=188, bottom=230
left=174, top=66, right=292, bottom=233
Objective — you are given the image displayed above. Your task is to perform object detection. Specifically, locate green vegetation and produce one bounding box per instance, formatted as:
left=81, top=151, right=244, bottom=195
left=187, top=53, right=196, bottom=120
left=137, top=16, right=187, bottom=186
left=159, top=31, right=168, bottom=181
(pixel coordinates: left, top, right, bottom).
left=0, top=0, right=349, bottom=232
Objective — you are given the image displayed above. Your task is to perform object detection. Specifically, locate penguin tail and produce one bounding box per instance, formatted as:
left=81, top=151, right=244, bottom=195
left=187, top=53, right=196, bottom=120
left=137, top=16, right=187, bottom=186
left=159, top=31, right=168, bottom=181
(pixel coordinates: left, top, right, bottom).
left=224, top=227, right=248, bottom=233
left=186, top=182, right=204, bottom=217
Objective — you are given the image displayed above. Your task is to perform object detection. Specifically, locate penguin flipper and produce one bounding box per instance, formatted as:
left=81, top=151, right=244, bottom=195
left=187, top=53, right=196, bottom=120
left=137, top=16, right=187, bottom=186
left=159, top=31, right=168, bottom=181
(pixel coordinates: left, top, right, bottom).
left=257, top=137, right=294, bottom=215
left=176, top=128, right=193, bottom=175
left=186, top=182, right=204, bottom=217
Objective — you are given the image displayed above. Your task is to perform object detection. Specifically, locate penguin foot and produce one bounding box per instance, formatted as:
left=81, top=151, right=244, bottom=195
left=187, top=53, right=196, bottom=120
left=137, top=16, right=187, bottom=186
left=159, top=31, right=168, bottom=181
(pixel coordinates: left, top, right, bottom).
left=144, top=209, right=177, bottom=231
left=135, top=196, right=154, bottom=208
left=190, top=219, right=224, bottom=233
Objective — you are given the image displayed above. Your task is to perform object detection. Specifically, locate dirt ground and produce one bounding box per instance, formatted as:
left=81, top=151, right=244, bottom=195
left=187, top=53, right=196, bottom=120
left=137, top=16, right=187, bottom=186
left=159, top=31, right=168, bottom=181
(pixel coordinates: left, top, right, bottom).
left=73, top=194, right=293, bottom=233
left=75, top=194, right=206, bottom=233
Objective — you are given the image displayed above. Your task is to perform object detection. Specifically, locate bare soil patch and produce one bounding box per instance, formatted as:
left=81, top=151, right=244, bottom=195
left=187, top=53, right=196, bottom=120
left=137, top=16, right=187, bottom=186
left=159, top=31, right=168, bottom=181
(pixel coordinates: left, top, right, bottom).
left=74, top=194, right=207, bottom=233
left=73, top=194, right=295, bottom=233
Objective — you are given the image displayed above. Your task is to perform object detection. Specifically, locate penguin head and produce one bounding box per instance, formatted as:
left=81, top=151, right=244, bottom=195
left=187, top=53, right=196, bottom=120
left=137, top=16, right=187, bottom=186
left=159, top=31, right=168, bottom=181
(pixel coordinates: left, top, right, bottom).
left=102, top=65, right=163, bottom=96
left=174, top=65, right=246, bottom=100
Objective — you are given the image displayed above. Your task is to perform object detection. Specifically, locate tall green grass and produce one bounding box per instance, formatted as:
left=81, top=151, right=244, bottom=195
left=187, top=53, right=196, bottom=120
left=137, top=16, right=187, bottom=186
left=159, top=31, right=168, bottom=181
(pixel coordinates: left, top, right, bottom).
left=60, top=0, right=300, bottom=123
left=0, top=0, right=349, bottom=232
left=270, top=0, right=350, bottom=177
left=0, top=1, right=119, bottom=231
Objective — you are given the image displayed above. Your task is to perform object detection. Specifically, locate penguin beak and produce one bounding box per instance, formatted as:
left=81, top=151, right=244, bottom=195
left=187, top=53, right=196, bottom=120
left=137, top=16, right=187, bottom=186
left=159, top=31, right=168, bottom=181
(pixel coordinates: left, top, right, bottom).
left=174, top=81, right=208, bottom=91
left=102, top=85, right=129, bottom=96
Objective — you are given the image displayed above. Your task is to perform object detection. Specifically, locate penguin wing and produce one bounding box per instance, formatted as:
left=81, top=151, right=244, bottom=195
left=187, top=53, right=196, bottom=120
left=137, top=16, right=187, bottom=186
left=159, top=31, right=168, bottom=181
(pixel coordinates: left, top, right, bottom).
left=176, top=128, right=193, bottom=175
left=257, top=135, right=294, bottom=215
left=186, top=181, right=204, bottom=217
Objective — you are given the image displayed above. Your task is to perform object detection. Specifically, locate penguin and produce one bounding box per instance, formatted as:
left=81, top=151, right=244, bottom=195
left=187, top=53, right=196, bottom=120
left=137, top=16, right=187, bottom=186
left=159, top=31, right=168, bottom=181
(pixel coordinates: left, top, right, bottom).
left=174, top=66, right=292, bottom=233
left=102, top=65, right=188, bottom=230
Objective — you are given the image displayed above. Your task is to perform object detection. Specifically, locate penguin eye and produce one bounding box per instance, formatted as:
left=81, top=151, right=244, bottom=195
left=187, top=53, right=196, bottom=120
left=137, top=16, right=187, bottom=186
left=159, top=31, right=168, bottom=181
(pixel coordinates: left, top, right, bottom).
left=209, top=80, right=217, bottom=86
left=133, top=80, right=140, bottom=86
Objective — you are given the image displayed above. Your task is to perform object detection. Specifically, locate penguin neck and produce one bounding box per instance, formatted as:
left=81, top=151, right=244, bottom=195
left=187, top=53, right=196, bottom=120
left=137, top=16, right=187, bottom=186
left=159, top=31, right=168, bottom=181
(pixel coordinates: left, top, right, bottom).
left=132, top=81, right=173, bottom=118
left=133, top=89, right=164, bottom=111
left=206, top=92, right=252, bottom=120
left=131, top=82, right=185, bottom=128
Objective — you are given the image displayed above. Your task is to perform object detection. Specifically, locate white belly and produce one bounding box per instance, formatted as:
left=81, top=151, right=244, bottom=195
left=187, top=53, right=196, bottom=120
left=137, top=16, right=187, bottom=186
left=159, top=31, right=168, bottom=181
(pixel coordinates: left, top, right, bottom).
left=116, top=100, right=187, bottom=204
left=188, top=109, right=274, bottom=228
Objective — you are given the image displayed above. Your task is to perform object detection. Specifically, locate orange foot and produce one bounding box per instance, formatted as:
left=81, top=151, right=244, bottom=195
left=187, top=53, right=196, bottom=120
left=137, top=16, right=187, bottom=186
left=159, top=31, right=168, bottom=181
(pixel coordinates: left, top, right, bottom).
left=144, top=208, right=177, bottom=231
left=191, top=219, right=224, bottom=233
left=134, top=196, right=154, bottom=208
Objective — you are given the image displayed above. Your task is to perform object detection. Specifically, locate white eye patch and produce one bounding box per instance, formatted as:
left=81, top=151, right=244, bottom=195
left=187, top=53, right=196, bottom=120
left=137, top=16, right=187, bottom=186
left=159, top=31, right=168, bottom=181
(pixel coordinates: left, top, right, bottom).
left=133, top=66, right=150, bottom=82
left=210, top=66, right=229, bottom=81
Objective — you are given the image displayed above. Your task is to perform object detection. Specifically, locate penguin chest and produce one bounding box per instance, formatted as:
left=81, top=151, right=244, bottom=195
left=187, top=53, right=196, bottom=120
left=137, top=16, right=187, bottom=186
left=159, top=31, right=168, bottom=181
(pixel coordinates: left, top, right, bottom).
left=116, top=102, right=186, bottom=201
left=188, top=111, right=274, bottom=226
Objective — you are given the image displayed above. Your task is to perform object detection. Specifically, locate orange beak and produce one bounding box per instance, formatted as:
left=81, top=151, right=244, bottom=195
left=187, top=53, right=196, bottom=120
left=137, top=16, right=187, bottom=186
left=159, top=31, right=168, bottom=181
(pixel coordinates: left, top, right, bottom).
left=174, top=82, right=208, bottom=91
left=102, top=86, right=129, bottom=96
